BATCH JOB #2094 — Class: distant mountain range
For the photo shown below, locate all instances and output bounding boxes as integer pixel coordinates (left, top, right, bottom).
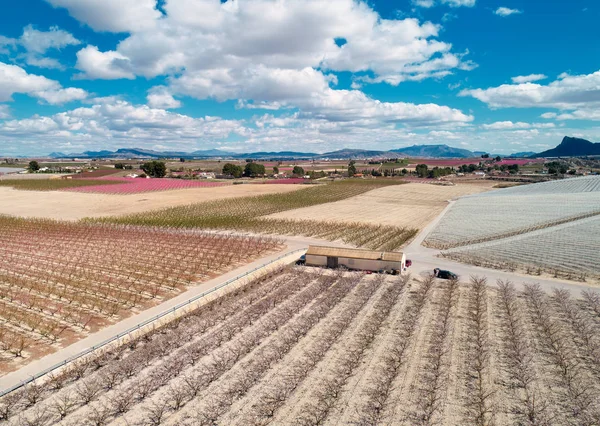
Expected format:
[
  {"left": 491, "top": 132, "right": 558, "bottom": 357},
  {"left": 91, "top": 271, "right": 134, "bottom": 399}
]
[
  {"left": 48, "top": 144, "right": 494, "bottom": 160},
  {"left": 531, "top": 137, "right": 600, "bottom": 158},
  {"left": 389, "top": 144, "right": 478, "bottom": 158},
  {"left": 42, "top": 136, "right": 600, "bottom": 161},
  {"left": 49, "top": 148, "right": 238, "bottom": 159},
  {"left": 507, "top": 151, "right": 538, "bottom": 158}
]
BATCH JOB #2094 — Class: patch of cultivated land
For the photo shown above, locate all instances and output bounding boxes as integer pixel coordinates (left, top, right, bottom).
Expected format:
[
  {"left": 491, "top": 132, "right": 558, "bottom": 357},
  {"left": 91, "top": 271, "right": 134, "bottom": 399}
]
[
  {"left": 424, "top": 176, "right": 600, "bottom": 280},
  {"left": 0, "top": 216, "right": 280, "bottom": 375},
  {"left": 96, "top": 180, "right": 420, "bottom": 251},
  {"left": 0, "top": 179, "right": 122, "bottom": 192},
  {"left": 3, "top": 268, "right": 600, "bottom": 425},
  {"left": 425, "top": 175, "right": 600, "bottom": 249},
  {"left": 266, "top": 181, "right": 496, "bottom": 229},
  {"left": 0, "top": 184, "right": 303, "bottom": 220},
  {"left": 443, "top": 214, "right": 600, "bottom": 280}
]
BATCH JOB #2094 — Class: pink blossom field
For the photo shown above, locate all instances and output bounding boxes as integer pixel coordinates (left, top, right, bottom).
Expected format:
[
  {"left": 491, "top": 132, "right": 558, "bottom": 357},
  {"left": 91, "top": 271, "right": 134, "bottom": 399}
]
[{"left": 65, "top": 176, "right": 227, "bottom": 194}]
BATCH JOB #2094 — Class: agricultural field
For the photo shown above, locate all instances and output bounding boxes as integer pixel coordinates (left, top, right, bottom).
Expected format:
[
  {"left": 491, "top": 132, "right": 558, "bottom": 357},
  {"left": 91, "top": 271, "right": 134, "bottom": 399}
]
[
  {"left": 259, "top": 178, "right": 308, "bottom": 184},
  {"left": 65, "top": 177, "right": 227, "bottom": 195},
  {"left": 0, "top": 216, "right": 280, "bottom": 374},
  {"left": 443, "top": 214, "right": 600, "bottom": 280},
  {"left": 0, "top": 174, "right": 73, "bottom": 181},
  {"left": 2, "top": 269, "right": 600, "bottom": 425},
  {"left": 97, "top": 180, "right": 419, "bottom": 250},
  {"left": 407, "top": 158, "right": 482, "bottom": 167},
  {"left": 0, "top": 179, "right": 121, "bottom": 192},
  {"left": 267, "top": 181, "right": 496, "bottom": 229},
  {"left": 69, "top": 170, "right": 122, "bottom": 179},
  {"left": 425, "top": 176, "right": 600, "bottom": 249},
  {"left": 0, "top": 183, "right": 304, "bottom": 221}
]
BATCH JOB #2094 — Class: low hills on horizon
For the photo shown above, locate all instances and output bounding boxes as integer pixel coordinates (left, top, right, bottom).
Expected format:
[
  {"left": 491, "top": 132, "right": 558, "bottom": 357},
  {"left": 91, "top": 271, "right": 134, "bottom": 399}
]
[
  {"left": 46, "top": 145, "right": 509, "bottom": 160},
  {"left": 45, "top": 136, "right": 599, "bottom": 161}
]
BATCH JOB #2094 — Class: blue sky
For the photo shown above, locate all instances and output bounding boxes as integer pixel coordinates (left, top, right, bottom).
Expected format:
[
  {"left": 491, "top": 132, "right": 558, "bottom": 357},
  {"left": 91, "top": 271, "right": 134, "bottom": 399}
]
[{"left": 0, "top": 0, "right": 598, "bottom": 156}]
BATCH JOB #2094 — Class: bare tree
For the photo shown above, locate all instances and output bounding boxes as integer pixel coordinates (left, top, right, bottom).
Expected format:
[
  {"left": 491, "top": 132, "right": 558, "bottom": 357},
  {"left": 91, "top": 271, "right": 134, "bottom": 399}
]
[
  {"left": 85, "top": 404, "right": 112, "bottom": 426},
  {"left": 76, "top": 380, "right": 102, "bottom": 405},
  {"left": 0, "top": 390, "right": 23, "bottom": 420},
  {"left": 108, "top": 388, "right": 136, "bottom": 415},
  {"left": 51, "top": 391, "right": 77, "bottom": 420},
  {"left": 166, "top": 384, "right": 188, "bottom": 411},
  {"left": 142, "top": 401, "right": 169, "bottom": 426}
]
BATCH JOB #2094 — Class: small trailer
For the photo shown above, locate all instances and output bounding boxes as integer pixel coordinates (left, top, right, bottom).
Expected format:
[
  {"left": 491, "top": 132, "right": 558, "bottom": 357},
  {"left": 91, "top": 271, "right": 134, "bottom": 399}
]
[{"left": 304, "top": 245, "right": 406, "bottom": 273}]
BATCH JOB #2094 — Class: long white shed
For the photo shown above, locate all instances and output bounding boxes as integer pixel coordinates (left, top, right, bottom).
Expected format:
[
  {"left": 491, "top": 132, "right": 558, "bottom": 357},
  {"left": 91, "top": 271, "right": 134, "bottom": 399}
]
[{"left": 305, "top": 245, "right": 406, "bottom": 272}]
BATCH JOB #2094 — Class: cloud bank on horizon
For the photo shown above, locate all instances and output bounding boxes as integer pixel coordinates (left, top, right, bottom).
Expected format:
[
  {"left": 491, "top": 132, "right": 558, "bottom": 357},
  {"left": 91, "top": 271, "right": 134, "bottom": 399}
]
[{"left": 0, "top": 0, "right": 598, "bottom": 155}]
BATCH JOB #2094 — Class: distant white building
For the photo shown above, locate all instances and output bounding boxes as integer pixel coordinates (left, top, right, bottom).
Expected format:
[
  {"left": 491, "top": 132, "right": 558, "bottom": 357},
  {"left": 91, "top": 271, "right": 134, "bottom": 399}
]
[{"left": 198, "top": 172, "right": 215, "bottom": 179}]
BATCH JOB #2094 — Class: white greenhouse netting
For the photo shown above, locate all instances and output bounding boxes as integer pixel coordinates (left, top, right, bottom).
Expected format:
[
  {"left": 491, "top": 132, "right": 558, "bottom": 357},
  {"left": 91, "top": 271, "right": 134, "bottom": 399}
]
[
  {"left": 444, "top": 215, "right": 600, "bottom": 276},
  {"left": 425, "top": 176, "right": 600, "bottom": 248}
]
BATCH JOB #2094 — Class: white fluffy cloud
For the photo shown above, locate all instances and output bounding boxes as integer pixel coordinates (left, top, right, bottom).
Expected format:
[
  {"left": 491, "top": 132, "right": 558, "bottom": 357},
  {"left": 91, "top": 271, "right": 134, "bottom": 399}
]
[
  {"left": 52, "top": 0, "right": 478, "bottom": 135},
  {"left": 0, "top": 105, "right": 10, "bottom": 119},
  {"left": 146, "top": 86, "right": 182, "bottom": 109},
  {"left": 172, "top": 66, "right": 473, "bottom": 125},
  {"left": 20, "top": 25, "right": 80, "bottom": 54},
  {"left": 36, "top": 87, "right": 88, "bottom": 104},
  {"left": 0, "top": 100, "right": 245, "bottom": 143},
  {"left": 494, "top": 7, "right": 522, "bottom": 17},
  {"left": 511, "top": 74, "right": 546, "bottom": 84},
  {"left": 0, "top": 61, "right": 87, "bottom": 104},
  {"left": 542, "top": 110, "right": 600, "bottom": 121},
  {"left": 442, "top": 0, "right": 476, "bottom": 7},
  {"left": 75, "top": 46, "right": 135, "bottom": 79},
  {"left": 3, "top": 98, "right": 600, "bottom": 156},
  {"left": 413, "top": 0, "right": 475, "bottom": 7},
  {"left": 69, "top": 0, "right": 473, "bottom": 87},
  {"left": 412, "top": 0, "right": 435, "bottom": 7},
  {"left": 0, "top": 97, "right": 472, "bottom": 154},
  {"left": 47, "top": 0, "right": 162, "bottom": 33},
  {"left": 0, "top": 25, "right": 81, "bottom": 69},
  {"left": 0, "top": 36, "right": 16, "bottom": 55},
  {"left": 460, "top": 70, "right": 600, "bottom": 110},
  {"left": 482, "top": 121, "right": 555, "bottom": 130}
]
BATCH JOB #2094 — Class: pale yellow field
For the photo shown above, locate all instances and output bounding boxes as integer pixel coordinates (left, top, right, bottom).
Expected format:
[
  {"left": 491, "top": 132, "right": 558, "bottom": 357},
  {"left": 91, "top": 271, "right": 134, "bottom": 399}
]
[
  {"left": 0, "top": 184, "right": 304, "bottom": 221},
  {"left": 266, "top": 182, "right": 496, "bottom": 229}
]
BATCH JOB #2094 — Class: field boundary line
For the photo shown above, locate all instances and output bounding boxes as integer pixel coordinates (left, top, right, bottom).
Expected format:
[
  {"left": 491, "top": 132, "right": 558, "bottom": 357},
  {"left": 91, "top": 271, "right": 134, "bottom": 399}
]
[{"left": 0, "top": 248, "right": 306, "bottom": 397}]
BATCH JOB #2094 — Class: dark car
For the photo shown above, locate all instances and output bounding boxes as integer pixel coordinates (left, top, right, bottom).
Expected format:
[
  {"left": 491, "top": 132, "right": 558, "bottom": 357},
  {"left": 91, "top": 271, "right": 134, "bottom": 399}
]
[
  {"left": 405, "top": 259, "right": 412, "bottom": 267},
  {"left": 433, "top": 268, "right": 458, "bottom": 280}
]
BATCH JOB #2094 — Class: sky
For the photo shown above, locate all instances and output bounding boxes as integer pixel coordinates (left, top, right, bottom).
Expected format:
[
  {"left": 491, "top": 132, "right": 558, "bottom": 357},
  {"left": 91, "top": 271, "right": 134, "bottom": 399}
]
[{"left": 0, "top": 0, "right": 598, "bottom": 156}]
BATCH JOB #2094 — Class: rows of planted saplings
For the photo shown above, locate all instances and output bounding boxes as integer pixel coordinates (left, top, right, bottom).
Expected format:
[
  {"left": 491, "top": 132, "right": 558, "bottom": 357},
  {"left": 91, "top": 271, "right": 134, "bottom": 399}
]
[
  {"left": 4, "top": 269, "right": 599, "bottom": 425},
  {"left": 240, "top": 218, "right": 418, "bottom": 251},
  {"left": 0, "top": 267, "right": 356, "bottom": 424},
  {"left": 0, "top": 216, "right": 280, "bottom": 372},
  {"left": 90, "top": 180, "right": 416, "bottom": 250},
  {"left": 442, "top": 251, "right": 597, "bottom": 283},
  {"left": 93, "top": 179, "right": 407, "bottom": 228},
  {"left": 440, "top": 214, "right": 600, "bottom": 282}
]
